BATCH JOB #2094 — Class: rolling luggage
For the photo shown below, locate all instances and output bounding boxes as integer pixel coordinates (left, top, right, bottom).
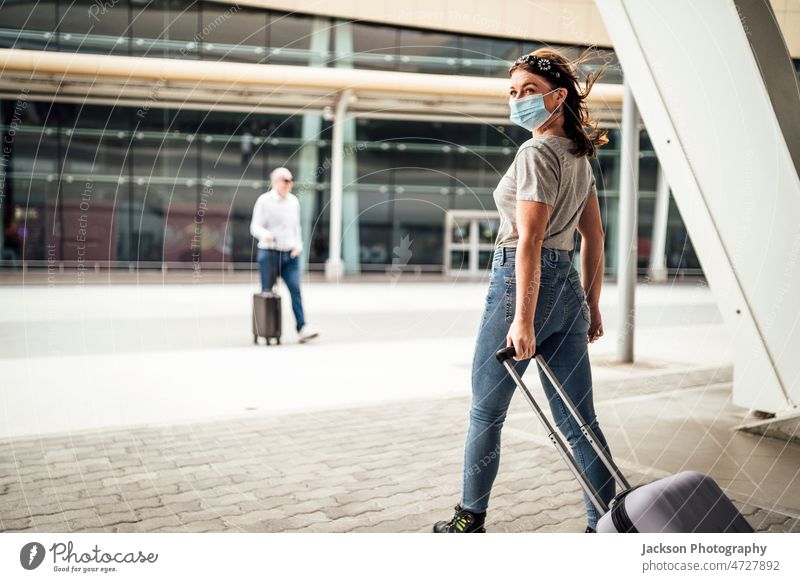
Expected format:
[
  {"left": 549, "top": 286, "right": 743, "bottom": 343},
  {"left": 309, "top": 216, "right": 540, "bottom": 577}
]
[
  {"left": 495, "top": 346, "right": 754, "bottom": 533},
  {"left": 253, "top": 291, "right": 281, "bottom": 345}
]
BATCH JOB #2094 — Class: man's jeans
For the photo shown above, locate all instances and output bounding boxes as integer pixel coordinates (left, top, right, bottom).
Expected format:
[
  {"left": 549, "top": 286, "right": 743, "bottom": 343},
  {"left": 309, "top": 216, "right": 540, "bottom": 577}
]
[
  {"left": 256, "top": 248, "right": 306, "bottom": 333},
  {"left": 460, "top": 245, "right": 616, "bottom": 529}
]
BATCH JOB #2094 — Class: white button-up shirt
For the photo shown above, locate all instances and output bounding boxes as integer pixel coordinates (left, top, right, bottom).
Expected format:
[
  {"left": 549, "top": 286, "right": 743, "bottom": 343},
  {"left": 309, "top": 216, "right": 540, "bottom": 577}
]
[{"left": 249, "top": 189, "right": 304, "bottom": 252}]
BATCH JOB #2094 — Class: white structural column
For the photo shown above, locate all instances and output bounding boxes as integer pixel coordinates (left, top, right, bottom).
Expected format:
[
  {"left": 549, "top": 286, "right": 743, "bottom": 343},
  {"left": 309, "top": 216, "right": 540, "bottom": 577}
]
[
  {"left": 296, "top": 16, "right": 329, "bottom": 273},
  {"left": 596, "top": 0, "right": 800, "bottom": 414},
  {"left": 325, "top": 88, "right": 352, "bottom": 281},
  {"left": 648, "top": 166, "right": 670, "bottom": 283},
  {"left": 334, "top": 22, "right": 361, "bottom": 275},
  {"left": 616, "top": 81, "right": 639, "bottom": 363}
]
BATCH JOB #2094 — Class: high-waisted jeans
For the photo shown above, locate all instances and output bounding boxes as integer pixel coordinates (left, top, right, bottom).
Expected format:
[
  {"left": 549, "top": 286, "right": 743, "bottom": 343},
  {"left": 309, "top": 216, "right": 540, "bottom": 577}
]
[{"left": 460, "top": 245, "right": 616, "bottom": 529}]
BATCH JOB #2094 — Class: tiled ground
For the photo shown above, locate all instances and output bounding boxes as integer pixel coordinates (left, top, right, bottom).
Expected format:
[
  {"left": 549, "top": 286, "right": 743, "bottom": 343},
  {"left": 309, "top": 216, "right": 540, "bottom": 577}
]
[
  {"left": 1, "top": 278, "right": 797, "bottom": 533},
  {"left": 1, "top": 387, "right": 797, "bottom": 533}
]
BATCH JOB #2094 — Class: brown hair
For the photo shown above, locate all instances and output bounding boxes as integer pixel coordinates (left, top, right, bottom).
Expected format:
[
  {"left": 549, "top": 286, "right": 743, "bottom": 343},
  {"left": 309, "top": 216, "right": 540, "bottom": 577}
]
[{"left": 509, "top": 46, "right": 610, "bottom": 158}]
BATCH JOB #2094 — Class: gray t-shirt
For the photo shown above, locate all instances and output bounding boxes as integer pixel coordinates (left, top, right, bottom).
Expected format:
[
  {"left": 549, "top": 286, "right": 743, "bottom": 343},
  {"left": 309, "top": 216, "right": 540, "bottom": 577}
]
[{"left": 493, "top": 135, "right": 597, "bottom": 251}]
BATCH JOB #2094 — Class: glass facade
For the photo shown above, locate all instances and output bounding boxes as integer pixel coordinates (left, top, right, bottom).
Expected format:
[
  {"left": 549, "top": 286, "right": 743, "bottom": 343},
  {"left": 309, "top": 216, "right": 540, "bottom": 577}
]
[
  {"left": 0, "top": 1, "right": 619, "bottom": 80},
  {"left": 0, "top": 0, "right": 705, "bottom": 276}
]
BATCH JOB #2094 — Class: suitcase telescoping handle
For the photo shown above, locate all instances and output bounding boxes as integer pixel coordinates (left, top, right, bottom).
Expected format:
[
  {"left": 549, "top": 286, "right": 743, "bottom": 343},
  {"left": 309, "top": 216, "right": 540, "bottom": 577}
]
[{"left": 495, "top": 346, "right": 632, "bottom": 516}]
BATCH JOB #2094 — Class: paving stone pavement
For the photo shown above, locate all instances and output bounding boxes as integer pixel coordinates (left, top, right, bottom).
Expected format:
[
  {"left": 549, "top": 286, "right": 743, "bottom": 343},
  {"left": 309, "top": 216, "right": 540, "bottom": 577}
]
[{"left": 0, "top": 393, "right": 798, "bottom": 534}]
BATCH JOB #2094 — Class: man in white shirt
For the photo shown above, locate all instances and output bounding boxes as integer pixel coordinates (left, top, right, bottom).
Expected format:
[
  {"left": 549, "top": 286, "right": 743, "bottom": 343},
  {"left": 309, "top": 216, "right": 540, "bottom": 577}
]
[{"left": 250, "top": 167, "right": 318, "bottom": 343}]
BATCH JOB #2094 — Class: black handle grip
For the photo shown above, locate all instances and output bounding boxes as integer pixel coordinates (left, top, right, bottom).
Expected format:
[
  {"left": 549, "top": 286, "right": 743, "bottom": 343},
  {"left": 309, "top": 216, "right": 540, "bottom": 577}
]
[{"left": 495, "top": 345, "right": 539, "bottom": 363}]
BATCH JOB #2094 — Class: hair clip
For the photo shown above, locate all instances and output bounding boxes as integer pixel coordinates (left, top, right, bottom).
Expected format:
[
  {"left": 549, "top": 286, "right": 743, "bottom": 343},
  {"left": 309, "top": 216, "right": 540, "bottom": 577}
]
[{"left": 511, "top": 54, "right": 561, "bottom": 78}]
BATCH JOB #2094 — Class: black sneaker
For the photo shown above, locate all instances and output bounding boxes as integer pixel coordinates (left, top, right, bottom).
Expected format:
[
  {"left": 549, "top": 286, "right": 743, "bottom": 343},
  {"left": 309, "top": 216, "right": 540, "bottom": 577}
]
[
  {"left": 585, "top": 525, "right": 596, "bottom": 533},
  {"left": 432, "top": 504, "right": 486, "bottom": 533}
]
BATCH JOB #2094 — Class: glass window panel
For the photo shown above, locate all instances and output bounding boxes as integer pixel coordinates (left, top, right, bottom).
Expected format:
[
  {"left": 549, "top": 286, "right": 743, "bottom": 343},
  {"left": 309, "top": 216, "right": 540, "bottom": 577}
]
[
  {"left": 593, "top": 154, "right": 617, "bottom": 194},
  {"left": 478, "top": 249, "right": 492, "bottom": 268},
  {"left": 356, "top": 186, "right": 392, "bottom": 265},
  {"left": 62, "top": 135, "right": 129, "bottom": 181},
  {"left": 196, "top": 110, "right": 273, "bottom": 137},
  {"left": 0, "top": 1, "right": 57, "bottom": 30},
  {"left": 131, "top": 183, "right": 166, "bottom": 262},
  {"left": 602, "top": 127, "right": 620, "bottom": 150},
  {"left": 450, "top": 249, "right": 468, "bottom": 270},
  {"left": 452, "top": 192, "right": 496, "bottom": 212},
  {"left": 639, "top": 129, "right": 653, "bottom": 151},
  {"left": 232, "top": 184, "right": 264, "bottom": 263},
  {"left": 666, "top": 225, "right": 701, "bottom": 270},
  {"left": 200, "top": 138, "right": 263, "bottom": 183},
  {"left": 196, "top": 112, "right": 267, "bottom": 185},
  {"left": 355, "top": 150, "right": 392, "bottom": 185},
  {"left": 484, "top": 125, "right": 516, "bottom": 148},
  {"left": 132, "top": 106, "right": 199, "bottom": 178},
  {"left": 590, "top": 49, "right": 623, "bottom": 84},
  {"left": 131, "top": 0, "right": 200, "bottom": 59},
  {"left": 430, "top": 121, "right": 486, "bottom": 149},
  {"left": 391, "top": 221, "right": 444, "bottom": 265},
  {"left": 132, "top": 106, "right": 171, "bottom": 132},
  {"left": 357, "top": 188, "right": 391, "bottom": 224},
  {"left": 0, "top": 1, "right": 58, "bottom": 50},
  {"left": 503, "top": 124, "right": 535, "bottom": 147},
  {"left": 200, "top": 4, "right": 267, "bottom": 64},
  {"left": 59, "top": 0, "right": 130, "bottom": 55},
  {"left": 392, "top": 152, "right": 451, "bottom": 188},
  {"left": 492, "top": 39, "right": 521, "bottom": 63},
  {"left": 57, "top": 103, "right": 130, "bottom": 131},
  {"left": 307, "top": 221, "right": 328, "bottom": 265},
  {"left": 397, "top": 28, "right": 458, "bottom": 74},
  {"left": 60, "top": 179, "right": 124, "bottom": 261},
  {"left": 638, "top": 155, "right": 659, "bottom": 193},
  {"left": 478, "top": 219, "right": 499, "bottom": 244},
  {"left": 266, "top": 11, "right": 312, "bottom": 65},
  {"left": 193, "top": 183, "right": 234, "bottom": 263},
  {"left": 459, "top": 36, "right": 493, "bottom": 76},
  {"left": 452, "top": 155, "right": 482, "bottom": 192},
  {"left": 450, "top": 220, "right": 469, "bottom": 244},
  {"left": 159, "top": 183, "right": 197, "bottom": 262},
  {"left": 359, "top": 226, "right": 391, "bottom": 265},
  {"left": 12, "top": 129, "right": 60, "bottom": 176},
  {"left": 133, "top": 134, "right": 197, "bottom": 179},
  {"left": 478, "top": 153, "right": 513, "bottom": 190},
  {"left": 637, "top": 197, "right": 654, "bottom": 269},
  {"left": 4, "top": 178, "right": 56, "bottom": 262},
  {"left": 350, "top": 21, "right": 397, "bottom": 72},
  {"left": 392, "top": 192, "right": 448, "bottom": 226},
  {"left": 398, "top": 28, "right": 457, "bottom": 59}
]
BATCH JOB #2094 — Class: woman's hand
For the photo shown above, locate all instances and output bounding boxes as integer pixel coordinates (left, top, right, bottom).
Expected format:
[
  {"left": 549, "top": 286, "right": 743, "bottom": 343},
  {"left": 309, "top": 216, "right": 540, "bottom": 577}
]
[
  {"left": 587, "top": 301, "right": 604, "bottom": 343},
  {"left": 507, "top": 317, "right": 536, "bottom": 361}
]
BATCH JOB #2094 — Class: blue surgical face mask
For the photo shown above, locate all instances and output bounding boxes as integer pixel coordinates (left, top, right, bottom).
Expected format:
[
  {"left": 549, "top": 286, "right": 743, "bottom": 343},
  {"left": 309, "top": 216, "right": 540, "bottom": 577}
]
[{"left": 509, "top": 88, "right": 561, "bottom": 131}]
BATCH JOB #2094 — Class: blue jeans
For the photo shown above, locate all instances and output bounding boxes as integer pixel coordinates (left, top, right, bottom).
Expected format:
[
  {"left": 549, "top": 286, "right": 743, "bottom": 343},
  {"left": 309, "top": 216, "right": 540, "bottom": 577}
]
[
  {"left": 460, "top": 245, "right": 616, "bottom": 529},
  {"left": 256, "top": 248, "right": 306, "bottom": 332}
]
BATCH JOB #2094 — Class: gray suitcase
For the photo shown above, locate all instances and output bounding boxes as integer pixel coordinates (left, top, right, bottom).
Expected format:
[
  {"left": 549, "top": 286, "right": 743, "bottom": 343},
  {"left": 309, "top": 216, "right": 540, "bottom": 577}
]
[
  {"left": 495, "top": 346, "right": 754, "bottom": 533},
  {"left": 253, "top": 291, "right": 281, "bottom": 345}
]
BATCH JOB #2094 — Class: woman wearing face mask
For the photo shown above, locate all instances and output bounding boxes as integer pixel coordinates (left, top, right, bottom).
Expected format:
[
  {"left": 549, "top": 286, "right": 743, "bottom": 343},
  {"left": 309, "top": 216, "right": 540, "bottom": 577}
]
[{"left": 433, "top": 47, "right": 614, "bottom": 533}]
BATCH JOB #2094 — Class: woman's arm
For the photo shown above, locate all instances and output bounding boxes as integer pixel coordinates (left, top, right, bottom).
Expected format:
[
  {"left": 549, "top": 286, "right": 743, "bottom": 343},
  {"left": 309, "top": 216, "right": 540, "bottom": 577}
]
[
  {"left": 576, "top": 194, "right": 604, "bottom": 305},
  {"left": 509, "top": 200, "right": 552, "bottom": 360},
  {"left": 576, "top": 193, "right": 605, "bottom": 342}
]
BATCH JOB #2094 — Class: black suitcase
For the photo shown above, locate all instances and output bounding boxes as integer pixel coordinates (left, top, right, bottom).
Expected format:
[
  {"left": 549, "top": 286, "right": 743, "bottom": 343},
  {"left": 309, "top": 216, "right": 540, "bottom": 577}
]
[
  {"left": 495, "top": 346, "right": 754, "bottom": 533},
  {"left": 253, "top": 292, "right": 281, "bottom": 345}
]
